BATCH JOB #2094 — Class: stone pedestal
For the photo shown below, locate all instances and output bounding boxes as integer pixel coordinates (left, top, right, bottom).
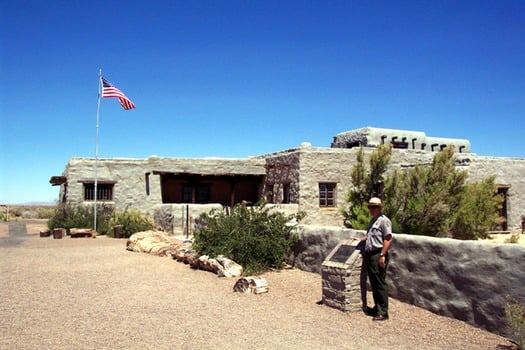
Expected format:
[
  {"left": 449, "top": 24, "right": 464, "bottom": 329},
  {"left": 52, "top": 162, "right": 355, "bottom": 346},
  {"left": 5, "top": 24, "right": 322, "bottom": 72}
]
[{"left": 321, "top": 240, "right": 363, "bottom": 312}]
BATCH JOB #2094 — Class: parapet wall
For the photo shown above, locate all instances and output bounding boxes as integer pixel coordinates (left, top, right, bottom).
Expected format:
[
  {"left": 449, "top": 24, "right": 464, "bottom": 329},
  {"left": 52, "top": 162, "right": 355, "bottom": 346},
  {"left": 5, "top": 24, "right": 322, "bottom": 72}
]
[
  {"left": 288, "top": 225, "right": 525, "bottom": 336},
  {"left": 331, "top": 127, "right": 471, "bottom": 153}
]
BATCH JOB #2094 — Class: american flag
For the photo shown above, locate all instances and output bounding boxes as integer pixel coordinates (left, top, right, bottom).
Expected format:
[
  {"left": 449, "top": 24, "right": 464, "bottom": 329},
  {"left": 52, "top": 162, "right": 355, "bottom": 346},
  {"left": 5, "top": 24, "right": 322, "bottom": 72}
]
[{"left": 101, "top": 77, "right": 136, "bottom": 110}]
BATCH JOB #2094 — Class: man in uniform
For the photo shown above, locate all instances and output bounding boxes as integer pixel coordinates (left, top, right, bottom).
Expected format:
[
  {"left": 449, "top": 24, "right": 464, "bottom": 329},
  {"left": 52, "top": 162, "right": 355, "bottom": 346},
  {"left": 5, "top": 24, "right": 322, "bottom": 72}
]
[{"left": 363, "top": 197, "right": 393, "bottom": 321}]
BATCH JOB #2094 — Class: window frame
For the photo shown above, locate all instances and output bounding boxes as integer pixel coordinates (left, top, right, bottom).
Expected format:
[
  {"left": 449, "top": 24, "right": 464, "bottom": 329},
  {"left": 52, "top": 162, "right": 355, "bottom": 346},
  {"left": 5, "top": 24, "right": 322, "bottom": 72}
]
[
  {"left": 82, "top": 182, "right": 115, "bottom": 201},
  {"left": 182, "top": 183, "right": 211, "bottom": 204},
  {"left": 319, "top": 182, "right": 336, "bottom": 207}
]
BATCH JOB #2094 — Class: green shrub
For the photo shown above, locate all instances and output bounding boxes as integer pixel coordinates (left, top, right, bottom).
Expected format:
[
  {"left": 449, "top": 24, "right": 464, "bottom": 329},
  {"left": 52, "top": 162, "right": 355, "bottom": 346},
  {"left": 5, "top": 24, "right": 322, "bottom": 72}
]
[
  {"left": 450, "top": 176, "right": 503, "bottom": 240},
  {"left": 193, "top": 201, "right": 305, "bottom": 275},
  {"left": 109, "top": 210, "right": 155, "bottom": 238},
  {"left": 8, "top": 207, "right": 22, "bottom": 218},
  {"left": 505, "top": 296, "right": 525, "bottom": 350},
  {"left": 47, "top": 203, "right": 114, "bottom": 234}
]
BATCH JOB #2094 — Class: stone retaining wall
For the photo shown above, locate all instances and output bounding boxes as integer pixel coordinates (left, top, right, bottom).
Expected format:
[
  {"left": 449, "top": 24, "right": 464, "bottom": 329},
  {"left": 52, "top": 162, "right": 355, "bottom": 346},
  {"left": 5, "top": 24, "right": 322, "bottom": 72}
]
[{"left": 287, "top": 225, "right": 525, "bottom": 335}]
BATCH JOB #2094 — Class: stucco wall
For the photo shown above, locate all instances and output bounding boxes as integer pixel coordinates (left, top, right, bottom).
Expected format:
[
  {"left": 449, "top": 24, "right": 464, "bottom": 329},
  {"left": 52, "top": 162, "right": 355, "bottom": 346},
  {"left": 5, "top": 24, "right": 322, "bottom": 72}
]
[
  {"left": 295, "top": 147, "right": 357, "bottom": 226},
  {"left": 60, "top": 156, "right": 266, "bottom": 216},
  {"left": 63, "top": 157, "right": 159, "bottom": 214},
  {"left": 288, "top": 225, "right": 525, "bottom": 336},
  {"left": 270, "top": 146, "right": 525, "bottom": 230},
  {"left": 57, "top": 144, "right": 525, "bottom": 231}
]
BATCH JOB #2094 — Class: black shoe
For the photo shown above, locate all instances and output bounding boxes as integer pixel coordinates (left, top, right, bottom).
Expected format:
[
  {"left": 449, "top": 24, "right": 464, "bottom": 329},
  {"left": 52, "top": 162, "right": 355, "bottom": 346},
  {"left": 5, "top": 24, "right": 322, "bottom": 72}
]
[
  {"left": 363, "top": 306, "right": 377, "bottom": 316},
  {"left": 372, "top": 314, "right": 389, "bottom": 321}
]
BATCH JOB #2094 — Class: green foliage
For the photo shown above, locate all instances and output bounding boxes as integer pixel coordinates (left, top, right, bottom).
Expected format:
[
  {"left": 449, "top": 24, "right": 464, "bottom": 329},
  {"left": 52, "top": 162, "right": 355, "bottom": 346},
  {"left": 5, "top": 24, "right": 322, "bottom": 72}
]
[
  {"left": 341, "top": 144, "right": 392, "bottom": 228},
  {"left": 346, "top": 204, "right": 371, "bottom": 230},
  {"left": 193, "top": 201, "right": 305, "bottom": 275},
  {"left": 385, "top": 148, "right": 469, "bottom": 236},
  {"left": 47, "top": 203, "right": 114, "bottom": 234},
  {"left": 344, "top": 146, "right": 503, "bottom": 239},
  {"left": 109, "top": 210, "right": 155, "bottom": 238},
  {"left": 505, "top": 296, "right": 525, "bottom": 350},
  {"left": 450, "top": 176, "right": 503, "bottom": 239}
]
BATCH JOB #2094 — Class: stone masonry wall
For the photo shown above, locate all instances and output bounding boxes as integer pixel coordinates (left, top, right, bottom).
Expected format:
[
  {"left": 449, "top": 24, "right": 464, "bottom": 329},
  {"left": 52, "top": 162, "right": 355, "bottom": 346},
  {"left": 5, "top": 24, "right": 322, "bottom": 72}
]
[{"left": 288, "top": 225, "right": 525, "bottom": 336}]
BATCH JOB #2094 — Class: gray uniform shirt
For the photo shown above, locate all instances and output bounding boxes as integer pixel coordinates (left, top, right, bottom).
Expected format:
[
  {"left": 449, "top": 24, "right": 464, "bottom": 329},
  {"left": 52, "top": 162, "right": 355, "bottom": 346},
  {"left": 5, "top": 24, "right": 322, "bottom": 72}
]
[{"left": 364, "top": 214, "right": 393, "bottom": 252}]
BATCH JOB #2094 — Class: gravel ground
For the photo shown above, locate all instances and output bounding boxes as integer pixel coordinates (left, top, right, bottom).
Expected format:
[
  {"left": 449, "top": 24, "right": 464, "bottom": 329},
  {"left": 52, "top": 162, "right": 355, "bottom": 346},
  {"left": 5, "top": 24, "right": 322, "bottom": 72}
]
[{"left": 0, "top": 222, "right": 516, "bottom": 350}]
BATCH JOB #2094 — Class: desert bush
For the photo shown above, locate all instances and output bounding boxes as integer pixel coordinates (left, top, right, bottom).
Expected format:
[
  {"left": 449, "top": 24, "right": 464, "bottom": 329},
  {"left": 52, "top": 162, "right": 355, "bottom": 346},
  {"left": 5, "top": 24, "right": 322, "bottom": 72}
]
[
  {"left": 193, "top": 201, "right": 305, "bottom": 275},
  {"left": 8, "top": 207, "right": 22, "bottom": 218},
  {"left": 109, "top": 210, "right": 155, "bottom": 238},
  {"left": 36, "top": 207, "right": 56, "bottom": 219},
  {"left": 505, "top": 296, "right": 525, "bottom": 350},
  {"left": 47, "top": 203, "right": 114, "bottom": 234},
  {"left": 505, "top": 233, "right": 522, "bottom": 244},
  {"left": 0, "top": 206, "right": 55, "bottom": 220}
]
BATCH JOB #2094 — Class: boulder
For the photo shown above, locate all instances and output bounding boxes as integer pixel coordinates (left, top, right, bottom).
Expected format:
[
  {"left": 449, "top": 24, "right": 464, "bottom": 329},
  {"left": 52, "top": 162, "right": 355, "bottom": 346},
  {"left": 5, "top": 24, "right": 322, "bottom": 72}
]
[{"left": 126, "top": 231, "right": 181, "bottom": 256}]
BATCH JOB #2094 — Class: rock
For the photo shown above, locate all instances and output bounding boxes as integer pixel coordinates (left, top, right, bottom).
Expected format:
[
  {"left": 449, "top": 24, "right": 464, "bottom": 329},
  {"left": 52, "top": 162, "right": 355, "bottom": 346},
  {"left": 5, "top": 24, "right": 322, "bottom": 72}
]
[
  {"left": 70, "top": 228, "right": 95, "bottom": 238},
  {"left": 126, "top": 231, "right": 181, "bottom": 256},
  {"left": 233, "top": 277, "right": 269, "bottom": 294},
  {"left": 126, "top": 231, "right": 243, "bottom": 277}
]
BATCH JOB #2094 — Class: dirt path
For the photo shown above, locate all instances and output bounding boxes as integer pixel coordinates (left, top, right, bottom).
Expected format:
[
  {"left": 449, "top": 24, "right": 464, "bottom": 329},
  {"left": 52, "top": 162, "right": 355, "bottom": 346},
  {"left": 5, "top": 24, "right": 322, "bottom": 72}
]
[{"left": 0, "top": 233, "right": 515, "bottom": 350}]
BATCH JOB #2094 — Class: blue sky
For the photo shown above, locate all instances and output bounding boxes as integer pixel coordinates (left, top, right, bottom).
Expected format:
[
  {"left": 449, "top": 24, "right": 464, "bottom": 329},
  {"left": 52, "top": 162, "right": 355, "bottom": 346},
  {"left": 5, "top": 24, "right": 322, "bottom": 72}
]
[{"left": 1, "top": 0, "right": 524, "bottom": 204}]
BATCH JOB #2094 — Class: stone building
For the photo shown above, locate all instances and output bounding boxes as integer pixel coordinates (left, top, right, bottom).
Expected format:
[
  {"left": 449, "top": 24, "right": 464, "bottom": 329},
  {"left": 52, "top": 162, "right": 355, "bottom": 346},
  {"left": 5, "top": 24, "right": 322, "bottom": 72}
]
[{"left": 50, "top": 127, "right": 525, "bottom": 233}]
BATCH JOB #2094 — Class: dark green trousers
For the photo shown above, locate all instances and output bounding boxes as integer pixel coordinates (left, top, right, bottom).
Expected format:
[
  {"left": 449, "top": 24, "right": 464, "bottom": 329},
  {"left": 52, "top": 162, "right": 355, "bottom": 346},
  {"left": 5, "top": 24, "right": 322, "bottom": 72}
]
[{"left": 365, "top": 252, "right": 389, "bottom": 316}]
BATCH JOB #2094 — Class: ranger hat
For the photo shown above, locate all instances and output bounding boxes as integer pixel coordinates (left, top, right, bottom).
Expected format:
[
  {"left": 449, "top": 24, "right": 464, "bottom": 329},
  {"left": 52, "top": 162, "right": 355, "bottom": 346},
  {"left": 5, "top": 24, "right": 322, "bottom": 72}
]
[{"left": 367, "top": 197, "right": 382, "bottom": 207}]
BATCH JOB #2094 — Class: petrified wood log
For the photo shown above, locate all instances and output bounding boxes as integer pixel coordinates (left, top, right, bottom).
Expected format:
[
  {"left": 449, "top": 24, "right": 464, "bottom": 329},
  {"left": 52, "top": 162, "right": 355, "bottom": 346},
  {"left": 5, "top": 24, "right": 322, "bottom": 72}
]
[
  {"left": 233, "top": 277, "right": 269, "bottom": 294},
  {"left": 126, "top": 231, "right": 243, "bottom": 277},
  {"left": 70, "top": 228, "right": 95, "bottom": 238}
]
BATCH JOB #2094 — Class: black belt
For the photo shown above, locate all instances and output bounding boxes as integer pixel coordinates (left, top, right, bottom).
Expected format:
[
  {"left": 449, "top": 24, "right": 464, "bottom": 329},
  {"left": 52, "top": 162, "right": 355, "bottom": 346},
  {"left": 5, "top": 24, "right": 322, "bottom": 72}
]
[{"left": 364, "top": 248, "right": 382, "bottom": 256}]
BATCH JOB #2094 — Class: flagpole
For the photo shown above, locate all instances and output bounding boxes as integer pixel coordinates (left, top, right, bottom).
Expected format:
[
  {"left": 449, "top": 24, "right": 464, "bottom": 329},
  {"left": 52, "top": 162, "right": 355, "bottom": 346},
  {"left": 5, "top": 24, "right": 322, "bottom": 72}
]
[{"left": 94, "top": 69, "right": 102, "bottom": 232}]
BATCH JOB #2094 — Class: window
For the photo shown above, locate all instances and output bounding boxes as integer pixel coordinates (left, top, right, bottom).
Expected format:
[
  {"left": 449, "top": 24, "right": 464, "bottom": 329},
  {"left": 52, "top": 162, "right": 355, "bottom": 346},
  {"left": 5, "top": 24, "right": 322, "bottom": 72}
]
[
  {"left": 145, "top": 172, "right": 150, "bottom": 196},
  {"left": 83, "top": 183, "right": 114, "bottom": 201},
  {"left": 319, "top": 183, "right": 336, "bottom": 207},
  {"left": 345, "top": 141, "right": 361, "bottom": 149},
  {"left": 391, "top": 141, "right": 409, "bottom": 149},
  {"left": 195, "top": 184, "right": 210, "bottom": 203},
  {"left": 182, "top": 184, "right": 210, "bottom": 203},
  {"left": 283, "top": 183, "right": 291, "bottom": 204},
  {"left": 182, "top": 185, "right": 193, "bottom": 203},
  {"left": 495, "top": 186, "right": 509, "bottom": 231}
]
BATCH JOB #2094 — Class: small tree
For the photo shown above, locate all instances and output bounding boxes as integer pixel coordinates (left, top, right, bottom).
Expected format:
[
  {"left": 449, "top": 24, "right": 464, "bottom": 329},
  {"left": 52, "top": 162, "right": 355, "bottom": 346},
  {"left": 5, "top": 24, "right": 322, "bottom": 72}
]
[
  {"left": 344, "top": 145, "right": 503, "bottom": 239},
  {"left": 193, "top": 201, "right": 305, "bottom": 275},
  {"left": 384, "top": 147, "right": 468, "bottom": 236},
  {"left": 341, "top": 144, "right": 392, "bottom": 229},
  {"left": 450, "top": 176, "right": 503, "bottom": 240}
]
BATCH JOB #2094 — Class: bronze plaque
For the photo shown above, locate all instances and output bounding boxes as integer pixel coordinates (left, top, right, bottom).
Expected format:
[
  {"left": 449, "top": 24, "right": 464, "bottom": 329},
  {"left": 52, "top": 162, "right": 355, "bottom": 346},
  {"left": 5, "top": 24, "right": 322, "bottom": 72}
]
[{"left": 329, "top": 244, "right": 354, "bottom": 263}]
